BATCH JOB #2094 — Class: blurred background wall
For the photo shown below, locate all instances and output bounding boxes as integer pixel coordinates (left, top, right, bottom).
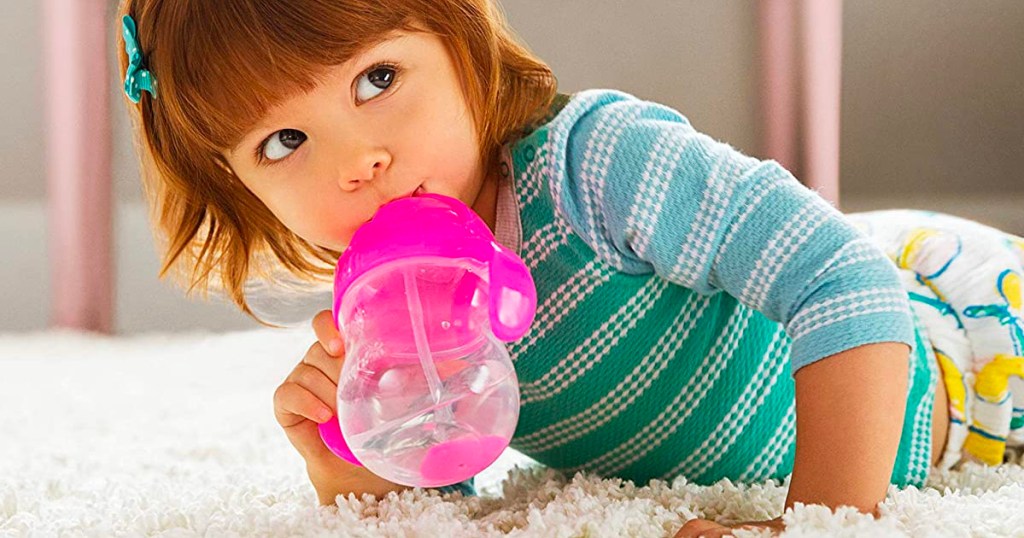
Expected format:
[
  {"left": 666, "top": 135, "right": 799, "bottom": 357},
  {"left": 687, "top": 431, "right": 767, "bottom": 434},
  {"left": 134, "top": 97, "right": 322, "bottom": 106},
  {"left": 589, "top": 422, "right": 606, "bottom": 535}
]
[{"left": 2, "top": 0, "right": 1022, "bottom": 333}]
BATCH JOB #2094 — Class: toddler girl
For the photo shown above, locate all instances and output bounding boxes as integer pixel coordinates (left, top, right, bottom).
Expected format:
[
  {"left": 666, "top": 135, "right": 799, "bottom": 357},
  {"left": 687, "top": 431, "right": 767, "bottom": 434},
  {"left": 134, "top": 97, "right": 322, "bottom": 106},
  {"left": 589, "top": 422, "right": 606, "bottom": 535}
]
[{"left": 116, "top": 0, "right": 1023, "bottom": 535}]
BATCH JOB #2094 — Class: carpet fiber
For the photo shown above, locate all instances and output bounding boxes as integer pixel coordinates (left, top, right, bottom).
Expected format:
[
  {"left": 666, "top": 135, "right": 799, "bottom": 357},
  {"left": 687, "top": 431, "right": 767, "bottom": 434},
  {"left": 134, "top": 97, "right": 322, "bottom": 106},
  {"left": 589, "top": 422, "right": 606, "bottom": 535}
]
[{"left": 2, "top": 328, "right": 1023, "bottom": 537}]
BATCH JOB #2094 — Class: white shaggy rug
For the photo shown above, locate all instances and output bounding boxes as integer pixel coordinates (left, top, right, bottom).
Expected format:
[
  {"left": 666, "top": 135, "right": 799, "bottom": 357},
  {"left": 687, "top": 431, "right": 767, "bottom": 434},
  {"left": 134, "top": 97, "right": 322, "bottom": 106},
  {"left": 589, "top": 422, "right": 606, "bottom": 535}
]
[{"left": 2, "top": 327, "right": 1024, "bottom": 537}]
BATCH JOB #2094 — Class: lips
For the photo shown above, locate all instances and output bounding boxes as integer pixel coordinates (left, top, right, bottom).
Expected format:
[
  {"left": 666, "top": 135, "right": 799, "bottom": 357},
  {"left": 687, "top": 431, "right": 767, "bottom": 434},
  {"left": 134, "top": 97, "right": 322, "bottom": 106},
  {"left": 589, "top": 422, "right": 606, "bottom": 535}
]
[
  {"left": 365, "top": 185, "right": 426, "bottom": 223},
  {"left": 382, "top": 186, "right": 425, "bottom": 206},
  {"left": 392, "top": 185, "right": 425, "bottom": 201}
]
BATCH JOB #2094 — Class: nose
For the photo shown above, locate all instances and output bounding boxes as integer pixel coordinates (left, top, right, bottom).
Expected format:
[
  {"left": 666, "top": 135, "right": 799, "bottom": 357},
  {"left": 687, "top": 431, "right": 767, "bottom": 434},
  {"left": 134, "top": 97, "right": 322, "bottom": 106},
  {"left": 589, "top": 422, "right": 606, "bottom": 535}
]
[{"left": 336, "top": 144, "right": 391, "bottom": 192}]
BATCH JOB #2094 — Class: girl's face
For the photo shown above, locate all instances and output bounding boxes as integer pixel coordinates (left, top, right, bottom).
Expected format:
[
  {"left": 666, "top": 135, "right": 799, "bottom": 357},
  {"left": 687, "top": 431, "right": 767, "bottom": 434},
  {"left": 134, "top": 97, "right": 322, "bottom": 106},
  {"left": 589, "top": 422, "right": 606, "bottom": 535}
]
[{"left": 224, "top": 30, "right": 492, "bottom": 251}]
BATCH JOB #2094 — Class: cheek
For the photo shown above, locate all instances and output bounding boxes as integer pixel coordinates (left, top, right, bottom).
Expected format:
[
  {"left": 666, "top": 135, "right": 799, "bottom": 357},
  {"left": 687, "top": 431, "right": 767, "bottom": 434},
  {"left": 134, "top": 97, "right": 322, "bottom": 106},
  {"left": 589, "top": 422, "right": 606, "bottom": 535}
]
[
  {"left": 232, "top": 166, "right": 352, "bottom": 249},
  {"left": 396, "top": 92, "right": 478, "bottom": 167},
  {"left": 414, "top": 117, "right": 480, "bottom": 182},
  {"left": 254, "top": 187, "right": 332, "bottom": 245},
  {"left": 281, "top": 201, "right": 356, "bottom": 249}
]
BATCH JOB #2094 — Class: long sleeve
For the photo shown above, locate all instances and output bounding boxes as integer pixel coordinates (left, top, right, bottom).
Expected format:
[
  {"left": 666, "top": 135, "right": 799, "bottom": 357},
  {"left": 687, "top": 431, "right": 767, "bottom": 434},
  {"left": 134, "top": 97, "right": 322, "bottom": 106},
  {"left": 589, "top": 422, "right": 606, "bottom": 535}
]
[{"left": 549, "top": 90, "right": 916, "bottom": 373}]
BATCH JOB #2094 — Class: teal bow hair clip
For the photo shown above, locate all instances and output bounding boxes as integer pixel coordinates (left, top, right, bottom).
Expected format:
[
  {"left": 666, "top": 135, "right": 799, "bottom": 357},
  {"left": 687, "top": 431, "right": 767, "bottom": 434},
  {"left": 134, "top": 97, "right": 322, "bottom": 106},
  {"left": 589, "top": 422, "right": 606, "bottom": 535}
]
[{"left": 122, "top": 15, "right": 157, "bottom": 103}]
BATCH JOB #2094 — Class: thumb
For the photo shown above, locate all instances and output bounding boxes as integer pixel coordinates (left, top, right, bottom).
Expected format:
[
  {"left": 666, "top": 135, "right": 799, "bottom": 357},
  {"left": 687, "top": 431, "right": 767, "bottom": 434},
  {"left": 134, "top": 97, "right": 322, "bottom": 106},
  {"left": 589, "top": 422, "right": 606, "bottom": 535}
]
[{"left": 312, "top": 309, "right": 345, "bottom": 356}]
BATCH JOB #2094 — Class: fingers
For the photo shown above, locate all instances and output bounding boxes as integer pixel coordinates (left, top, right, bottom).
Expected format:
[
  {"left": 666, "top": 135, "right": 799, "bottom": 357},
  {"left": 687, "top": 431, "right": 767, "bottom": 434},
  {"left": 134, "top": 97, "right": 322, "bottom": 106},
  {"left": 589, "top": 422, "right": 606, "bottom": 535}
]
[
  {"left": 675, "top": 519, "right": 724, "bottom": 538},
  {"left": 271, "top": 382, "right": 337, "bottom": 463},
  {"left": 271, "top": 311, "right": 355, "bottom": 466},
  {"left": 272, "top": 312, "right": 350, "bottom": 461},
  {"left": 674, "top": 517, "right": 785, "bottom": 538},
  {"left": 275, "top": 336, "right": 346, "bottom": 429},
  {"left": 308, "top": 310, "right": 346, "bottom": 385},
  {"left": 312, "top": 309, "right": 345, "bottom": 357},
  {"left": 302, "top": 339, "right": 344, "bottom": 386},
  {"left": 273, "top": 376, "right": 335, "bottom": 428}
]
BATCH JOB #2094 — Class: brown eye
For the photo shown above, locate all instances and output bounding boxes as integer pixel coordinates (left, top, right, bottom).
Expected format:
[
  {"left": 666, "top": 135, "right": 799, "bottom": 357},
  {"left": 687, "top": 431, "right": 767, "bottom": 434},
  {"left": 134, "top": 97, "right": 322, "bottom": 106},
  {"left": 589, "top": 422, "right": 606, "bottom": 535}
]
[
  {"left": 261, "top": 129, "right": 306, "bottom": 162},
  {"left": 355, "top": 64, "right": 397, "bottom": 103}
]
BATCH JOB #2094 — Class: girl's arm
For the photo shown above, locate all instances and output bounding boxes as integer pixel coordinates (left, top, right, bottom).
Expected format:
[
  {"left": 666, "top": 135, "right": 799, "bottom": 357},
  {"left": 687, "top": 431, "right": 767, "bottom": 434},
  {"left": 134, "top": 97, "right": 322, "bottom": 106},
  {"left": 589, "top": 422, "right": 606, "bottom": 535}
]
[
  {"left": 549, "top": 90, "right": 919, "bottom": 520},
  {"left": 788, "top": 341, "right": 909, "bottom": 514},
  {"left": 675, "top": 342, "right": 909, "bottom": 537}
]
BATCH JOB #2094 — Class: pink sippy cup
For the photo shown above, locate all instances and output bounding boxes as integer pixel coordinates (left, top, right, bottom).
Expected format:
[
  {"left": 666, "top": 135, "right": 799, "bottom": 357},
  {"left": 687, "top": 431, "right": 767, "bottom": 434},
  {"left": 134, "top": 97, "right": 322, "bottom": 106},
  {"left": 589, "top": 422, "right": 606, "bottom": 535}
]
[{"left": 317, "top": 193, "right": 536, "bottom": 488}]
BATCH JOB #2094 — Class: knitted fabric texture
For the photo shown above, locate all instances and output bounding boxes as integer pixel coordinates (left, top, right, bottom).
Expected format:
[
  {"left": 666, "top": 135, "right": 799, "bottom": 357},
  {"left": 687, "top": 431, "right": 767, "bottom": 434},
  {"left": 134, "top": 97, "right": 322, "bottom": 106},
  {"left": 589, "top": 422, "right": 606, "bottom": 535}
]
[{"left": 493, "top": 89, "right": 934, "bottom": 487}]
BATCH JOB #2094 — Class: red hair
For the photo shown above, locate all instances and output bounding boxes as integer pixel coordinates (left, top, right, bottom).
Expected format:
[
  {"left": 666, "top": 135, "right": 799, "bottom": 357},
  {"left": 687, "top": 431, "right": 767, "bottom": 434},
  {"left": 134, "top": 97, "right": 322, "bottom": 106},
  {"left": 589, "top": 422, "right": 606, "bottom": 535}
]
[{"left": 116, "top": 0, "right": 557, "bottom": 324}]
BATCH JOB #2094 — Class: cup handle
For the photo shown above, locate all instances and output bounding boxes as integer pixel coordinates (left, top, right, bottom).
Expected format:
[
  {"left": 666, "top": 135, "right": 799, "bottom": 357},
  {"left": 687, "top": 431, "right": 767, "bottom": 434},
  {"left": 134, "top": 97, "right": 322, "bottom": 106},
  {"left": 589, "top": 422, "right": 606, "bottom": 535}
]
[
  {"left": 488, "top": 246, "right": 537, "bottom": 342},
  {"left": 318, "top": 416, "right": 363, "bottom": 466}
]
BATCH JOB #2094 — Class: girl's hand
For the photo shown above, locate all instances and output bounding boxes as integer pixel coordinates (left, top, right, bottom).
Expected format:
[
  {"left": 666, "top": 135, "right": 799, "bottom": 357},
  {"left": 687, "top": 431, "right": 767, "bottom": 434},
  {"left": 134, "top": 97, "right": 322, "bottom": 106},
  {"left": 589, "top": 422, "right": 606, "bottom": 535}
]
[
  {"left": 273, "top": 309, "right": 407, "bottom": 504},
  {"left": 273, "top": 309, "right": 347, "bottom": 463},
  {"left": 674, "top": 516, "right": 785, "bottom": 537}
]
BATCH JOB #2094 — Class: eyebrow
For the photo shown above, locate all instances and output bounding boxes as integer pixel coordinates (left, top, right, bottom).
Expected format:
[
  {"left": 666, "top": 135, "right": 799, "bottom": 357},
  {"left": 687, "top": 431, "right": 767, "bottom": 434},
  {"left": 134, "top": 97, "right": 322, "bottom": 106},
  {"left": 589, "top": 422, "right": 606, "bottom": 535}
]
[{"left": 234, "top": 33, "right": 416, "bottom": 156}]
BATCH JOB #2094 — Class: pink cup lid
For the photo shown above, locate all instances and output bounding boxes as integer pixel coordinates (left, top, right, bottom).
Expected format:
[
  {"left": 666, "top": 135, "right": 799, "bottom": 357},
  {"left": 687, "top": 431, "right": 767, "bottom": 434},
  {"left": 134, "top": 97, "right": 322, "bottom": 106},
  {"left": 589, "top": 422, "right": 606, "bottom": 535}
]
[{"left": 333, "top": 193, "right": 536, "bottom": 342}]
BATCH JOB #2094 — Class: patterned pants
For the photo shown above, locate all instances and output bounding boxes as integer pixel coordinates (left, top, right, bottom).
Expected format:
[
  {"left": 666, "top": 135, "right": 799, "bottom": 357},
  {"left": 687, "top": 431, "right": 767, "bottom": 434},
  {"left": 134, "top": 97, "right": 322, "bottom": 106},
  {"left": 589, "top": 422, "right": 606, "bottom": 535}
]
[{"left": 848, "top": 210, "right": 1024, "bottom": 469}]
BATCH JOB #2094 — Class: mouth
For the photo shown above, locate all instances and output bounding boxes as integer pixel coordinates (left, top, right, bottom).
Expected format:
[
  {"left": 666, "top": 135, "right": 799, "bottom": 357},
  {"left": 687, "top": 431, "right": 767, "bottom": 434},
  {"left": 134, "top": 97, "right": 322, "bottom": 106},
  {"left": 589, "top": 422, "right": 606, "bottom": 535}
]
[
  {"left": 364, "top": 185, "right": 426, "bottom": 223},
  {"left": 399, "top": 184, "right": 426, "bottom": 201},
  {"left": 394, "top": 184, "right": 425, "bottom": 200}
]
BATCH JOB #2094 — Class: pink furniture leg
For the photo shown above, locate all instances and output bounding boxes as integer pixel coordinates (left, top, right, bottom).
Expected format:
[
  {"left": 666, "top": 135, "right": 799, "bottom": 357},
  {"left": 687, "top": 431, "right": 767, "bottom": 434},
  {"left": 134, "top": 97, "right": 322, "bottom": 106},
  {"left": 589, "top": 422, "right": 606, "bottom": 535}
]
[
  {"left": 800, "top": 0, "right": 843, "bottom": 207},
  {"left": 43, "top": 0, "right": 114, "bottom": 333},
  {"left": 758, "top": 0, "right": 842, "bottom": 208},
  {"left": 758, "top": 0, "right": 799, "bottom": 174}
]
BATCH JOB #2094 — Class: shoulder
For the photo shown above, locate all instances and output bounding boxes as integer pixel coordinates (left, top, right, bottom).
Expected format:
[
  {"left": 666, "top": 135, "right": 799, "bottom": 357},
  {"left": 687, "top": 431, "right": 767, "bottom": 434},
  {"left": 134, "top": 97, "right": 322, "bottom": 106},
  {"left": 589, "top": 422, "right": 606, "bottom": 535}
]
[
  {"left": 513, "top": 89, "right": 701, "bottom": 272},
  {"left": 522, "top": 88, "right": 700, "bottom": 192},
  {"left": 544, "top": 89, "right": 694, "bottom": 147}
]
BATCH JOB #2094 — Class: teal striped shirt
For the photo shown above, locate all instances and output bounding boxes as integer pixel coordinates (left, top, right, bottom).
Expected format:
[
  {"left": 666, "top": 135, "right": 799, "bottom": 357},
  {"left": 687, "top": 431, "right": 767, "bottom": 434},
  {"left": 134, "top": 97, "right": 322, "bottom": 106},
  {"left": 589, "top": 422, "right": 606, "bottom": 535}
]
[{"left": 489, "top": 89, "right": 935, "bottom": 488}]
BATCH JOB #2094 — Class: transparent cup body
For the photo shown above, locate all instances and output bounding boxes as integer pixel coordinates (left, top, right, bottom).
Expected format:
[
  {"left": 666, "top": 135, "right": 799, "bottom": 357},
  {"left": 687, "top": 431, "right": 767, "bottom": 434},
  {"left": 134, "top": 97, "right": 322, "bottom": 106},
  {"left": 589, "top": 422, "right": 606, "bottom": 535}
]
[{"left": 335, "top": 258, "right": 521, "bottom": 487}]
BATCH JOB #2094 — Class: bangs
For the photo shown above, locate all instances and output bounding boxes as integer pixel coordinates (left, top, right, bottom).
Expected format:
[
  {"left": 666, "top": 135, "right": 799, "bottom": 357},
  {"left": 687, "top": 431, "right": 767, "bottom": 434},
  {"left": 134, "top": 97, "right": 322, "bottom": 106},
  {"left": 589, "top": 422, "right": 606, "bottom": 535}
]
[{"left": 150, "top": 0, "right": 418, "bottom": 151}]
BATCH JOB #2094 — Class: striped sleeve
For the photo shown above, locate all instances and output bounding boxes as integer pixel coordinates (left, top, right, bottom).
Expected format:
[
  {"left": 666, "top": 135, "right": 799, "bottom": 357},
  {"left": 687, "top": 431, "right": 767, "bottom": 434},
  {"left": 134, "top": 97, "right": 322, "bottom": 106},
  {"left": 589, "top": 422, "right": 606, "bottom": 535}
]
[{"left": 554, "top": 90, "right": 916, "bottom": 373}]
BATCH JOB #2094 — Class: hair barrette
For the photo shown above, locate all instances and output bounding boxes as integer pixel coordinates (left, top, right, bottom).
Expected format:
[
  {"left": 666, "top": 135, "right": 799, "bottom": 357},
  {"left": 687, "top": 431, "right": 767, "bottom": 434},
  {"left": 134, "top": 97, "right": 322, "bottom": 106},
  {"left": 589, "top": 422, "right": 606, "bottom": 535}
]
[{"left": 121, "top": 15, "right": 157, "bottom": 103}]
